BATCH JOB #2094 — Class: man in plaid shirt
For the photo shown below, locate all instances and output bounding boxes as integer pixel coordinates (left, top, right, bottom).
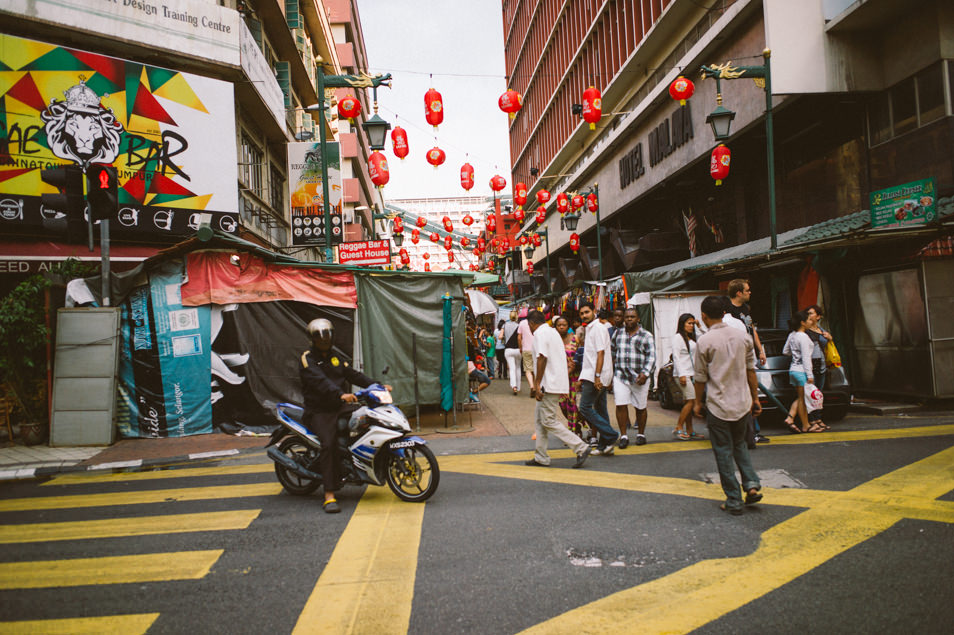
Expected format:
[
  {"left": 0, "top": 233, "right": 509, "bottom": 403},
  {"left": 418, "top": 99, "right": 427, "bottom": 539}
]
[{"left": 612, "top": 307, "right": 655, "bottom": 447}]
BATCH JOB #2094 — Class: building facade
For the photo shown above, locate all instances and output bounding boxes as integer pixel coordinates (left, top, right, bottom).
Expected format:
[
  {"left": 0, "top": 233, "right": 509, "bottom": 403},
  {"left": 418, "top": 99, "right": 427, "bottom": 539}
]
[
  {"left": 0, "top": 0, "right": 384, "bottom": 296},
  {"left": 502, "top": 0, "right": 954, "bottom": 398}
]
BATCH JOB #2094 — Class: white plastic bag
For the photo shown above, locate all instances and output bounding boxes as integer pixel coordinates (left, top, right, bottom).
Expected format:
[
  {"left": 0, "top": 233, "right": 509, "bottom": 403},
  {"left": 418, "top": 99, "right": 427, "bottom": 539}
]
[{"left": 804, "top": 384, "right": 824, "bottom": 413}]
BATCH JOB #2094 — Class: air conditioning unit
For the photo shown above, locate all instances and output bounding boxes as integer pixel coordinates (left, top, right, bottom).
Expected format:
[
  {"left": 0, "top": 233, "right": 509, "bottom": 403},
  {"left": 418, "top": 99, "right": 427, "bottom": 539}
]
[{"left": 341, "top": 208, "right": 354, "bottom": 224}]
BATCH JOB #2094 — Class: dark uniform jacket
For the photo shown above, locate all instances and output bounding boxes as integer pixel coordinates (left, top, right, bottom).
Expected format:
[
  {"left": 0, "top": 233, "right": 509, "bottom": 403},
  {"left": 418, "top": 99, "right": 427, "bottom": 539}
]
[{"left": 299, "top": 347, "right": 374, "bottom": 413}]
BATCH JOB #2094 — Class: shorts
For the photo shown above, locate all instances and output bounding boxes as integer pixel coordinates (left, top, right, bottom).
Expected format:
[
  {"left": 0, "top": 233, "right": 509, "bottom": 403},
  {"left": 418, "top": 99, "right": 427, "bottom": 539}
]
[
  {"left": 522, "top": 350, "right": 535, "bottom": 373},
  {"left": 613, "top": 376, "right": 650, "bottom": 409},
  {"left": 678, "top": 376, "right": 695, "bottom": 401},
  {"left": 470, "top": 369, "right": 490, "bottom": 385},
  {"left": 789, "top": 370, "right": 809, "bottom": 387}
]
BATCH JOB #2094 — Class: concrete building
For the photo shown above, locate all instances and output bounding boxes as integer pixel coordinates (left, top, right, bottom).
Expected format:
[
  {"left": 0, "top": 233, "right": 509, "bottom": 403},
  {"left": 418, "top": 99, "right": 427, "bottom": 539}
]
[
  {"left": 0, "top": 0, "right": 385, "bottom": 297},
  {"left": 502, "top": 0, "right": 954, "bottom": 398}
]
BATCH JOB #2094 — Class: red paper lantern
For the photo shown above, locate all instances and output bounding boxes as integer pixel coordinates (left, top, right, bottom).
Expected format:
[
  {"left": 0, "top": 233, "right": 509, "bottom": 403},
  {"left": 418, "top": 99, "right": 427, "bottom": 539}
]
[
  {"left": 571, "top": 194, "right": 584, "bottom": 211},
  {"left": 569, "top": 233, "right": 581, "bottom": 252},
  {"left": 498, "top": 89, "right": 523, "bottom": 119},
  {"left": 513, "top": 207, "right": 525, "bottom": 223},
  {"left": 460, "top": 237, "right": 470, "bottom": 248},
  {"left": 556, "top": 192, "right": 569, "bottom": 214},
  {"left": 392, "top": 216, "right": 403, "bottom": 234},
  {"left": 429, "top": 232, "right": 440, "bottom": 243},
  {"left": 424, "top": 88, "right": 443, "bottom": 129},
  {"left": 501, "top": 237, "right": 510, "bottom": 251},
  {"left": 536, "top": 189, "right": 551, "bottom": 205},
  {"left": 462, "top": 213, "right": 474, "bottom": 226},
  {"left": 710, "top": 144, "right": 731, "bottom": 186},
  {"left": 442, "top": 216, "right": 453, "bottom": 232},
  {"left": 473, "top": 247, "right": 481, "bottom": 258},
  {"left": 416, "top": 216, "right": 427, "bottom": 228},
  {"left": 368, "top": 151, "right": 390, "bottom": 188},
  {"left": 399, "top": 249, "right": 410, "bottom": 266},
  {"left": 586, "top": 193, "right": 598, "bottom": 213},
  {"left": 411, "top": 228, "right": 420, "bottom": 244},
  {"left": 444, "top": 235, "right": 453, "bottom": 250},
  {"left": 526, "top": 262, "right": 534, "bottom": 274},
  {"left": 447, "top": 252, "right": 454, "bottom": 263},
  {"left": 490, "top": 237, "right": 500, "bottom": 249},
  {"left": 391, "top": 126, "right": 409, "bottom": 160},
  {"left": 531, "top": 233, "right": 542, "bottom": 248},
  {"left": 535, "top": 207, "right": 546, "bottom": 224},
  {"left": 486, "top": 215, "right": 496, "bottom": 232},
  {"left": 668, "top": 75, "right": 695, "bottom": 106},
  {"left": 514, "top": 182, "right": 528, "bottom": 206},
  {"left": 518, "top": 235, "right": 528, "bottom": 246},
  {"left": 337, "top": 94, "right": 360, "bottom": 120},
  {"left": 582, "top": 86, "right": 602, "bottom": 130},
  {"left": 422, "top": 252, "right": 430, "bottom": 260},
  {"left": 476, "top": 237, "right": 486, "bottom": 250},
  {"left": 490, "top": 174, "right": 507, "bottom": 192},
  {"left": 426, "top": 146, "right": 446, "bottom": 168},
  {"left": 460, "top": 163, "right": 475, "bottom": 191},
  {"left": 424, "top": 262, "right": 431, "bottom": 272}
]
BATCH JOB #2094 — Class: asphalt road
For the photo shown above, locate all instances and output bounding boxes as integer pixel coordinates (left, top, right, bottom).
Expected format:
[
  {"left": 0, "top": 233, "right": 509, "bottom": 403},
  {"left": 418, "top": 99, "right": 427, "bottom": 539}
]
[{"left": 1, "top": 417, "right": 953, "bottom": 634}]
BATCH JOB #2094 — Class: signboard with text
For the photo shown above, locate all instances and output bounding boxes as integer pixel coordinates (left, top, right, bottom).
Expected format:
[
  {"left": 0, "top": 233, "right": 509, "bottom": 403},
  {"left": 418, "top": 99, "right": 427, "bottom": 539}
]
[
  {"left": 288, "top": 142, "right": 343, "bottom": 247},
  {"left": 337, "top": 240, "right": 391, "bottom": 266},
  {"left": 870, "top": 178, "right": 937, "bottom": 229}
]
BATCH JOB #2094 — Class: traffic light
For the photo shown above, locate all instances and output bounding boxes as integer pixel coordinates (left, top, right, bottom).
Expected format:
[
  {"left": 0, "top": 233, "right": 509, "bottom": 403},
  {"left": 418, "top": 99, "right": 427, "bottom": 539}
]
[
  {"left": 86, "top": 164, "right": 118, "bottom": 222},
  {"left": 40, "top": 165, "right": 86, "bottom": 242}
]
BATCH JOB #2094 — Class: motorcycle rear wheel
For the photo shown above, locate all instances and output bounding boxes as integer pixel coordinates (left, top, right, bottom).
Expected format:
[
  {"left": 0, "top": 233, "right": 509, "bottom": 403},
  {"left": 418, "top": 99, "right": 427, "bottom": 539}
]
[
  {"left": 385, "top": 444, "right": 440, "bottom": 502},
  {"left": 275, "top": 437, "right": 322, "bottom": 496}
]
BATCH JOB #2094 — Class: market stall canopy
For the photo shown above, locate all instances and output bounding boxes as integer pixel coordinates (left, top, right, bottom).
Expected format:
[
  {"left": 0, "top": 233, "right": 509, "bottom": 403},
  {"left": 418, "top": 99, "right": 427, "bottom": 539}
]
[{"left": 466, "top": 289, "right": 498, "bottom": 315}]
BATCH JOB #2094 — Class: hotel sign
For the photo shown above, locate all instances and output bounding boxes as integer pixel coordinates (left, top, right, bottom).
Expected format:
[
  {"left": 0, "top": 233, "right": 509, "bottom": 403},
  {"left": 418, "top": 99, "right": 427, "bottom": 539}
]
[{"left": 619, "top": 106, "right": 694, "bottom": 190}]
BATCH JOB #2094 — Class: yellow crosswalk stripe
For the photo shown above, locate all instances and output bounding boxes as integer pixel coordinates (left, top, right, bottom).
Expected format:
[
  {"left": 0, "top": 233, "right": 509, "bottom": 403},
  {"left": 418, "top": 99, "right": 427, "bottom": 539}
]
[
  {"left": 0, "top": 510, "right": 261, "bottom": 544},
  {"left": 45, "top": 464, "right": 273, "bottom": 486},
  {"left": 0, "top": 550, "right": 223, "bottom": 589},
  {"left": 293, "top": 488, "right": 424, "bottom": 634},
  {"left": 0, "top": 613, "right": 159, "bottom": 634},
  {"left": 0, "top": 482, "right": 282, "bottom": 513}
]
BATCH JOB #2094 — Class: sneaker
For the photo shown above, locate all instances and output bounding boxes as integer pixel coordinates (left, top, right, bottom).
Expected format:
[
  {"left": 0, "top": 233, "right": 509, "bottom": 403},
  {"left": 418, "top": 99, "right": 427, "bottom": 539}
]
[
  {"left": 635, "top": 434, "right": 647, "bottom": 446},
  {"left": 524, "top": 458, "right": 549, "bottom": 467},
  {"left": 745, "top": 489, "right": 763, "bottom": 505},
  {"left": 600, "top": 444, "right": 615, "bottom": 456},
  {"left": 618, "top": 435, "right": 629, "bottom": 449},
  {"left": 754, "top": 434, "right": 771, "bottom": 444},
  {"left": 588, "top": 436, "right": 598, "bottom": 447},
  {"left": 468, "top": 392, "right": 480, "bottom": 403},
  {"left": 573, "top": 446, "right": 591, "bottom": 468}
]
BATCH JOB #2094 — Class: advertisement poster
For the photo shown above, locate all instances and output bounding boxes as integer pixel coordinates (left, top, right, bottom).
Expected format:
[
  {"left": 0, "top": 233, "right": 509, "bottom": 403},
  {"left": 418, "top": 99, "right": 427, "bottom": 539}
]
[
  {"left": 288, "top": 141, "right": 342, "bottom": 247},
  {"left": 0, "top": 33, "right": 239, "bottom": 238},
  {"left": 870, "top": 178, "right": 937, "bottom": 229}
]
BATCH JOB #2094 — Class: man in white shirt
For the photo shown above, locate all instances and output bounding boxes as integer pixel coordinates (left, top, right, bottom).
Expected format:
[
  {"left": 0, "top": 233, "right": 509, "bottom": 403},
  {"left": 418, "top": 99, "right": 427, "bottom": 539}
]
[
  {"left": 577, "top": 301, "right": 619, "bottom": 455},
  {"left": 525, "top": 310, "right": 591, "bottom": 468}
]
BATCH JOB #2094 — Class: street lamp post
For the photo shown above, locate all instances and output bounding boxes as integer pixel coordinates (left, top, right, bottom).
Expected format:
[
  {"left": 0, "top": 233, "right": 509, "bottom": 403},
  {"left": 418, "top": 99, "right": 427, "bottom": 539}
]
[
  {"left": 562, "top": 185, "right": 602, "bottom": 281},
  {"left": 700, "top": 49, "right": 777, "bottom": 250},
  {"left": 307, "top": 65, "right": 391, "bottom": 262}
]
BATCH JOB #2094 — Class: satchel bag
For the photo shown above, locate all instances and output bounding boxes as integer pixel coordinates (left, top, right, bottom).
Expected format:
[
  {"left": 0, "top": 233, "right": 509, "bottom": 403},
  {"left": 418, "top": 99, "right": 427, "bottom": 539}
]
[{"left": 824, "top": 340, "right": 842, "bottom": 368}]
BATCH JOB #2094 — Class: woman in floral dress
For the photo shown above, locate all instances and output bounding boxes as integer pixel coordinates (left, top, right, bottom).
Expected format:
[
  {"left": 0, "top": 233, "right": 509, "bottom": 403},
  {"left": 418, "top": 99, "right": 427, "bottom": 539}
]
[{"left": 554, "top": 316, "right": 584, "bottom": 435}]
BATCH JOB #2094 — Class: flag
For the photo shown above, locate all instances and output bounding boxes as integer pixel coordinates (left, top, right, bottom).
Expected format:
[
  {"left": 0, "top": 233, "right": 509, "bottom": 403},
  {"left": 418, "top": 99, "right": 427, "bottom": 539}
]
[
  {"left": 705, "top": 216, "right": 725, "bottom": 243},
  {"left": 683, "top": 210, "right": 697, "bottom": 257}
]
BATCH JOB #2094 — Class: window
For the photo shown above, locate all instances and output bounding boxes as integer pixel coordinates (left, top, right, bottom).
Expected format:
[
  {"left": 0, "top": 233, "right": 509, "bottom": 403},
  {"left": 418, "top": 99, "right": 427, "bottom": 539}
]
[
  {"left": 917, "top": 62, "right": 945, "bottom": 125},
  {"left": 868, "top": 94, "right": 891, "bottom": 145},
  {"left": 269, "top": 163, "right": 285, "bottom": 212},
  {"left": 240, "top": 132, "right": 263, "bottom": 199},
  {"left": 868, "top": 60, "right": 952, "bottom": 146},
  {"left": 890, "top": 77, "right": 917, "bottom": 136}
]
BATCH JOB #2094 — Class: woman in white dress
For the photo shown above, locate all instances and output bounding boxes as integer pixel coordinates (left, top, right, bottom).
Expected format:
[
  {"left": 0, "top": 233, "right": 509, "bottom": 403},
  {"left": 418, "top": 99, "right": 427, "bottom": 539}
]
[{"left": 672, "top": 313, "right": 701, "bottom": 440}]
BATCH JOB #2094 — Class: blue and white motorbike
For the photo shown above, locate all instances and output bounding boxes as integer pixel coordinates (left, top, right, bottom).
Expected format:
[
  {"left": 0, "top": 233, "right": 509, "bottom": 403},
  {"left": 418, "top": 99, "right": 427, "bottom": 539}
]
[{"left": 265, "top": 384, "right": 439, "bottom": 502}]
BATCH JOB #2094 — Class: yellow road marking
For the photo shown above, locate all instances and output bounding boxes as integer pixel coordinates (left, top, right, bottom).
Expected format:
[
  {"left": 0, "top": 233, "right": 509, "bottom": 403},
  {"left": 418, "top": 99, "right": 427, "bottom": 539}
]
[
  {"left": 45, "top": 463, "right": 272, "bottom": 486},
  {"left": 293, "top": 488, "right": 425, "bottom": 634},
  {"left": 520, "top": 444, "right": 954, "bottom": 634},
  {"left": 0, "top": 483, "right": 282, "bottom": 513},
  {"left": 0, "top": 550, "right": 223, "bottom": 589},
  {"left": 0, "top": 613, "right": 159, "bottom": 634},
  {"left": 0, "top": 509, "right": 261, "bottom": 544}
]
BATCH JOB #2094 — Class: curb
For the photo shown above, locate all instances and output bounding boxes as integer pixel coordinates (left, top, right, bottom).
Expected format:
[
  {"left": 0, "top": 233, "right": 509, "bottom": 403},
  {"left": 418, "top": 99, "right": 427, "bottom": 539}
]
[{"left": 0, "top": 446, "right": 266, "bottom": 482}]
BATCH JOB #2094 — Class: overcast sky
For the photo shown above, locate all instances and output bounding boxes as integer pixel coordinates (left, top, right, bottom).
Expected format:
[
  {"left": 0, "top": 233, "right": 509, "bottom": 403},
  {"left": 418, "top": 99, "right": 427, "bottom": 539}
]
[{"left": 356, "top": 0, "right": 513, "bottom": 200}]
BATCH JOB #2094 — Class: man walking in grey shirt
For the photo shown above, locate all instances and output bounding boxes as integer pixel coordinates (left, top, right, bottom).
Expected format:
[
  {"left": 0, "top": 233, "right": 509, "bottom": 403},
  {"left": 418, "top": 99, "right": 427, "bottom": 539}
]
[{"left": 693, "top": 296, "right": 763, "bottom": 515}]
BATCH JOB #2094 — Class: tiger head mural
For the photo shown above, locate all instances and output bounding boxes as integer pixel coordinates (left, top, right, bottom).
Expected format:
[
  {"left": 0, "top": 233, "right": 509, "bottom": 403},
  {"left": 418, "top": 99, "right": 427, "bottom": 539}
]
[{"left": 40, "top": 77, "right": 124, "bottom": 170}]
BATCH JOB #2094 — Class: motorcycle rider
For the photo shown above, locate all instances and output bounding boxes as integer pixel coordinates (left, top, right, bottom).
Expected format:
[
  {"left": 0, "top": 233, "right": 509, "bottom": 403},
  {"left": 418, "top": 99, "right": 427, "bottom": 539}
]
[{"left": 300, "top": 318, "right": 391, "bottom": 513}]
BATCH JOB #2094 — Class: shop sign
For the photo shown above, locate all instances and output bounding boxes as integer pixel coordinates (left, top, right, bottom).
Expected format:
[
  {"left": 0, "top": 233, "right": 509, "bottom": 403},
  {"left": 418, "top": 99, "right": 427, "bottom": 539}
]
[
  {"left": 288, "top": 142, "right": 343, "bottom": 247},
  {"left": 337, "top": 240, "right": 391, "bottom": 266},
  {"left": 870, "top": 178, "right": 937, "bottom": 229},
  {"left": 619, "top": 105, "right": 693, "bottom": 190}
]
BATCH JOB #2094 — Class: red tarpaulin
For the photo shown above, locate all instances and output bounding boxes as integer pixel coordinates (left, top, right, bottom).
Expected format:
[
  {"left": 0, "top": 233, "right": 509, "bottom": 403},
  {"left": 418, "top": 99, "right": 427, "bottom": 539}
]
[{"left": 180, "top": 251, "right": 357, "bottom": 308}]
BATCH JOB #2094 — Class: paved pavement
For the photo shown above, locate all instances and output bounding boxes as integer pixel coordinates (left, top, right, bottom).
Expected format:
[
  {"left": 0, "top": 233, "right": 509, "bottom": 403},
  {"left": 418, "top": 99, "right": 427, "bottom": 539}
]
[{"left": 1, "top": 376, "right": 950, "bottom": 480}]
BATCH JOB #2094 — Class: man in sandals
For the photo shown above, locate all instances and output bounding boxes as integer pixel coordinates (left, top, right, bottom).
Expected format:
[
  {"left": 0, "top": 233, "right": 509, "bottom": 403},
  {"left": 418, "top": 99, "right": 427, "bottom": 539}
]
[
  {"left": 611, "top": 307, "right": 655, "bottom": 449},
  {"left": 692, "top": 296, "right": 763, "bottom": 515}
]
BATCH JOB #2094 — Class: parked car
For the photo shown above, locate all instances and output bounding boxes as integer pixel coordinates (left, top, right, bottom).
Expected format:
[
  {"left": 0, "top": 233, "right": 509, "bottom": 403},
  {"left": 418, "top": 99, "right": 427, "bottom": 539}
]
[{"left": 656, "top": 328, "right": 850, "bottom": 422}]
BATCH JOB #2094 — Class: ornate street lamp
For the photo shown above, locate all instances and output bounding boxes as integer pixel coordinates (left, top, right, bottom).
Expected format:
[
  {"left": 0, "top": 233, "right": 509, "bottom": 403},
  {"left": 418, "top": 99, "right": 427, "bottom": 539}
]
[
  {"left": 705, "top": 103, "right": 736, "bottom": 141},
  {"left": 361, "top": 113, "right": 392, "bottom": 151}
]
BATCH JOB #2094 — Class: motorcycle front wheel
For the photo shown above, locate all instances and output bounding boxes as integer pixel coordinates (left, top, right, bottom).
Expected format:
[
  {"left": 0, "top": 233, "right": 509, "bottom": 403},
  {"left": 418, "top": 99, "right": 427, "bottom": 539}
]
[
  {"left": 275, "top": 437, "right": 322, "bottom": 496},
  {"left": 385, "top": 445, "right": 440, "bottom": 502}
]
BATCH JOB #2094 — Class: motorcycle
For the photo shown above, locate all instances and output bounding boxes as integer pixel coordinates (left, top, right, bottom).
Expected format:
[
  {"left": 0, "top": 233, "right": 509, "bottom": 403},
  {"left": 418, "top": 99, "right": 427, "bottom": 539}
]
[{"left": 265, "top": 383, "right": 440, "bottom": 502}]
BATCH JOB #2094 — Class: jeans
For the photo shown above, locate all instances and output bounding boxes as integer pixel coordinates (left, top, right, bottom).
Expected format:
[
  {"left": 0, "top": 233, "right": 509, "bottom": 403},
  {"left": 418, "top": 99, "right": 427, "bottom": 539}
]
[
  {"left": 707, "top": 411, "right": 760, "bottom": 509},
  {"left": 496, "top": 349, "right": 507, "bottom": 378},
  {"left": 578, "top": 380, "right": 618, "bottom": 448}
]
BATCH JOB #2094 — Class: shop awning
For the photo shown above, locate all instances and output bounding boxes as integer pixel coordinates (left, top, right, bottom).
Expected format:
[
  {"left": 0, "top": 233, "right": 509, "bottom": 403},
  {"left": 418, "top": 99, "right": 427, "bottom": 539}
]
[{"left": 0, "top": 240, "right": 159, "bottom": 274}]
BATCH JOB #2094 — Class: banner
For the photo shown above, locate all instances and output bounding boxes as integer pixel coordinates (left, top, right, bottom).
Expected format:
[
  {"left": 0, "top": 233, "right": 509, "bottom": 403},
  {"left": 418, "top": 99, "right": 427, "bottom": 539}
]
[
  {"left": 338, "top": 240, "right": 391, "bottom": 266},
  {"left": 288, "top": 141, "right": 342, "bottom": 246},
  {"left": 0, "top": 33, "right": 238, "bottom": 238}
]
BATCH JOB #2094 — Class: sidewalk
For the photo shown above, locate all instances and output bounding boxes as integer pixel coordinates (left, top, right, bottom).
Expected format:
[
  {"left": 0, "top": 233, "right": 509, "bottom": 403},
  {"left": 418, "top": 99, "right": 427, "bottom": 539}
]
[{"left": 3, "top": 378, "right": 951, "bottom": 481}]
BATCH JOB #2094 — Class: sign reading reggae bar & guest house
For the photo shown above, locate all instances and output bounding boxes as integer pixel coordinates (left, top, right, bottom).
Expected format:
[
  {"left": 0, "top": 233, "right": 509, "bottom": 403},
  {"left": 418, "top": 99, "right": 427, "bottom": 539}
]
[
  {"left": 337, "top": 240, "right": 391, "bottom": 266},
  {"left": 287, "top": 141, "right": 343, "bottom": 247}
]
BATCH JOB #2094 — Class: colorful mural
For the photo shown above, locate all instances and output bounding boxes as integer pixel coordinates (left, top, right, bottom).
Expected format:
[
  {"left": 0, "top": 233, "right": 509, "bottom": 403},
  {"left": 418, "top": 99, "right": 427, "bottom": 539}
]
[{"left": 0, "top": 33, "right": 238, "bottom": 236}]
